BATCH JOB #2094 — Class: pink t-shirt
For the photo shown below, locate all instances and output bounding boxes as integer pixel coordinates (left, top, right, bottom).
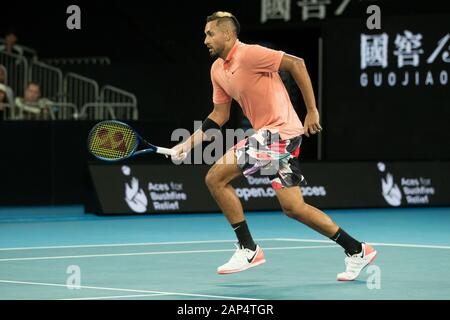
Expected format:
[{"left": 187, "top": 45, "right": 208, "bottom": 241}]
[{"left": 211, "top": 40, "right": 304, "bottom": 140}]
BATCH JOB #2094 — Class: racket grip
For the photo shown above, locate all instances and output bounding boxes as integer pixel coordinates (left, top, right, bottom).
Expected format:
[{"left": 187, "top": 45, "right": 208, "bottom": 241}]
[{"left": 156, "top": 147, "right": 176, "bottom": 156}]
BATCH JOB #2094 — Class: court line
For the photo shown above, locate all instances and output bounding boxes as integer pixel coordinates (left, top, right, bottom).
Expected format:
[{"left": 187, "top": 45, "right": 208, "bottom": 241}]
[
  {"left": 0, "top": 279, "right": 260, "bottom": 300},
  {"left": 61, "top": 293, "right": 172, "bottom": 300},
  {"left": 1, "top": 237, "right": 449, "bottom": 251},
  {"left": 276, "top": 238, "right": 450, "bottom": 250},
  {"left": 0, "top": 238, "right": 279, "bottom": 251},
  {"left": 0, "top": 245, "right": 337, "bottom": 262}
]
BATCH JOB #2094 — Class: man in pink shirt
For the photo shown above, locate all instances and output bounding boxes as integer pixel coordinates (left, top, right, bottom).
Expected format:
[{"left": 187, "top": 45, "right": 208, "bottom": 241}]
[{"left": 172, "top": 12, "right": 377, "bottom": 281}]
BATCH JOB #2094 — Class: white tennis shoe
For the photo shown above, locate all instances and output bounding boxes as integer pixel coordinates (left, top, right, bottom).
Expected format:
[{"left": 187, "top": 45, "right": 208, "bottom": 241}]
[
  {"left": 217, "top": 244, "right": 266, "bottom": 274},
  {"left": 337, "top": 243, "right": 378, "bottom": 281}
]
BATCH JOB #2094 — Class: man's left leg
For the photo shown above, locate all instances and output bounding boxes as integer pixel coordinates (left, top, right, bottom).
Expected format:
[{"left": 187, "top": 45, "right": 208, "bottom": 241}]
[{"left": 275, "top": 186, "right": 377, "bottom": 281}]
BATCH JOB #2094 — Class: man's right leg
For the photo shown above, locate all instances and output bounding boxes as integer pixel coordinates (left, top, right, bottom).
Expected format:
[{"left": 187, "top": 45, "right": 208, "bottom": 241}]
[{"left": 205, "top": 149, "right": 265, "bottom": 274}]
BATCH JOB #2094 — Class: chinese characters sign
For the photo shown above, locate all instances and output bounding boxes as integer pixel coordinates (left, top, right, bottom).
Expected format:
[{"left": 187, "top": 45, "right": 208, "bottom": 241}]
[
  {"left": 260, "top": 0, "right": 351, "bottom": 23},
  {"left": 360, "top": 31, "right": 449, "bottom": 87}
]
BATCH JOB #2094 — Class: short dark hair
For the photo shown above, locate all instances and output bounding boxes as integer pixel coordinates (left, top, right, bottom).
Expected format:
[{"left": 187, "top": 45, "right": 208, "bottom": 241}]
[
  {"left": 206, "top": 11, "right": 240, "bottom": 36},
  {"left": 27, "top": 81, "right": 40, "bottom": 89}
]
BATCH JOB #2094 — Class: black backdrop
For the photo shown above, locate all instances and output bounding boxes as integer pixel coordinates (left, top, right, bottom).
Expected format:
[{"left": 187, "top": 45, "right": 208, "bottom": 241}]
[
  {"left": 1, "top": 1, "right": 450, "bottom": 206},
  {"left": 323, "top": 14, "right": 450, "bottom": 160}
]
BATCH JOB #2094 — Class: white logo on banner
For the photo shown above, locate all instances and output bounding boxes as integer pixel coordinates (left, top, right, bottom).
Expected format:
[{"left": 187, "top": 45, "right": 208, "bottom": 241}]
[
  {"left": 361, "top": 33, "right": 389, "bottom": 69},
  {"left": 260, "top": 0, "right": 291, "bottom": 23},
  {"left": 122, "top": 165, "right": 148, "bottom": 213},
  {"left": 236, "top": 176, "right": 276, "bottom": 201},
  {"left": 148, "top": 181, "right": 187, "bottom": 211},
  {"left": 235, "top": 176, "right": 327, "bottom": 201},
  {"left": 297, "top": 0, "right": 331, "bottom": 21},
  {"left": 393, "top": 30, "right": 424, "bottom": 68},
  {"left": 377, "top": 162, "right": 436, "bottom": 206},
  {"left": 378, "top": 162, "right": 402, "bottom": 206}
]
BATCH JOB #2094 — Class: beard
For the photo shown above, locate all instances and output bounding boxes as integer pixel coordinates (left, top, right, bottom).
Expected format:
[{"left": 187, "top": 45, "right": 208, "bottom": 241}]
[
  {"left": 208, "top": 45, "right": 224, "bottom": 59},
  {"left": 209, "top": 48, "right": 218, "bottom": 58}
]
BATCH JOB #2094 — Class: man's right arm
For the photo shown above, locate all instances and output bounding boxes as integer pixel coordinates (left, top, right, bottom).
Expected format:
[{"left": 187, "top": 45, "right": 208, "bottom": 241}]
[{"left": 172, "top": 102, "right": 231, "bottom": 159}]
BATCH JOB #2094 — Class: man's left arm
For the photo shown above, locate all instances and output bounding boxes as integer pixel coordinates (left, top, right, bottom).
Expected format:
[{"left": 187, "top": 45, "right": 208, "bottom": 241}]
[{"left": 279, "top": 54, "right": 322, "bottom": 137}]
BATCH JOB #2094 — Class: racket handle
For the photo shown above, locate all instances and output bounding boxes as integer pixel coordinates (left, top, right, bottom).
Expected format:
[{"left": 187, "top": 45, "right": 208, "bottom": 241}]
[{"left": 156, "top": 147, "right": 176, "bottom": 156}]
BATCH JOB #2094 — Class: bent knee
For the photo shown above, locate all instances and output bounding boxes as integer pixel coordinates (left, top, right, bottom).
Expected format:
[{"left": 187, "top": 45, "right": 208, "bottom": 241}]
[
  {"left": 205, "top": 170, "right": 216, "bottom": 188},
  {"left": 205, "top": 162, "right": 240, "bottom": 188},
  {"left": 281, "top": 201, "right": 308, "bottom": 219},
  {"left": 205, "top": 168, "right": 227, "bottom": 189}
]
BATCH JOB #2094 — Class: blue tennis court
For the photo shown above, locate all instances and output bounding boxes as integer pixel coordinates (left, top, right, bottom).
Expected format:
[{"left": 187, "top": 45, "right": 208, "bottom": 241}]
[
  {"left": 1, "top": 2, "right": 450, "bottom": 305},
  {"left": 1, "top": 206, "right": 449, "bottom": 300}
]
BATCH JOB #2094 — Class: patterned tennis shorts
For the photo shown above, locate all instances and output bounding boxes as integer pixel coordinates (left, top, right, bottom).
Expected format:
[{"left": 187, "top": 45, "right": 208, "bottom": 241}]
[{"left": 233, "top": 130, "right": 306, "bottom": 190}]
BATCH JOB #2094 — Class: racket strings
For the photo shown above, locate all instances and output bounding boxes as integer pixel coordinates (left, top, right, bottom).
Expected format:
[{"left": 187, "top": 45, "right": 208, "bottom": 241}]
[{"left": 88, "top": 121, "right": 137, "bottom": 160}]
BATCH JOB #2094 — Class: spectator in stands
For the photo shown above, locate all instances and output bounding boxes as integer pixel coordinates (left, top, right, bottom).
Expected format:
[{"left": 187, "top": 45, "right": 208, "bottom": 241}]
[
  {"left": 0, "top": 66, "right": 14, "bottom": 106},
  {"left": 0, "top": 31, "right": 24, "bottom": 56},
  {"left": 15, "top": 82, "right": 53, "bottom": 120}
]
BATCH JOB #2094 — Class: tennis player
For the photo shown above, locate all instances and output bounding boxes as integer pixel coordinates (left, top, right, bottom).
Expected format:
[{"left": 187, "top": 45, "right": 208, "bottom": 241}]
[{"left": 171, "top": 12, "right": 377, "bottom": 281}]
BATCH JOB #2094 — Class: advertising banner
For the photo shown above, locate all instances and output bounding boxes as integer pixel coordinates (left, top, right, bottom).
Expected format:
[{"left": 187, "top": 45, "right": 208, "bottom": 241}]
[{"left": 88, "top": 161, "right": 450, "bottom": 214}]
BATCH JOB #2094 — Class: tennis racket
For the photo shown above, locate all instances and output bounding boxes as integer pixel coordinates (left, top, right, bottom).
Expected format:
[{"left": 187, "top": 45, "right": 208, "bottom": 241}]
[{"left": 87, "top": 120, "right": 175, "bottom": 161}]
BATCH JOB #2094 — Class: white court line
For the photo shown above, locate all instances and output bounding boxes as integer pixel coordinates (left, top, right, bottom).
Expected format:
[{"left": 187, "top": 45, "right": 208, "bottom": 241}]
[
  {"left": 0, "top": 279, "right": 259, "bottom": 300},
  {"left": 0, "top": 238, "right": 279, "bottom": 251},
  {"left": 276, "top": 238, "right": 450, "bottom": 250},
  {"left": 367, "top": 242, "right": 450, "bottom": 250},
  {"left": 1, "top": 237, "right": 449, "bottom": 251},
  {"left": 0, "top": 245, "right": 337, "bottom": 262},
  {"left": 61, "top": 293, "right": 171, "bottom": 300}
]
